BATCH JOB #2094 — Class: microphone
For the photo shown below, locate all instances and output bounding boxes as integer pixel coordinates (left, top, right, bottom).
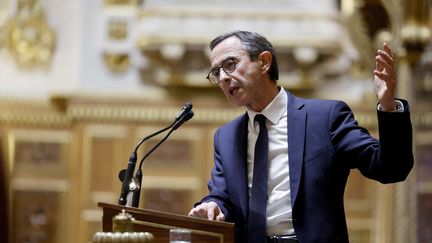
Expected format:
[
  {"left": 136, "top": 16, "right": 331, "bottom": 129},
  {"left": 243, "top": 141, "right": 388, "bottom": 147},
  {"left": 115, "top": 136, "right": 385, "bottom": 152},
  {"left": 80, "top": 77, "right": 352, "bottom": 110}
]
[
  {"left": 118, "top": 152, "right": 137, "bottom": 206},
  {"left": 173, "top": 110, "right": 194, "bottom": 130},
  {"left": 118, "top": 102, "right": 193, "bottom": 206},
  {"left": 175, "top": 102, "right": 193, "bottom": 121},
  {"left": 131, "top": 110, "right": 194, "bottom": 207}
]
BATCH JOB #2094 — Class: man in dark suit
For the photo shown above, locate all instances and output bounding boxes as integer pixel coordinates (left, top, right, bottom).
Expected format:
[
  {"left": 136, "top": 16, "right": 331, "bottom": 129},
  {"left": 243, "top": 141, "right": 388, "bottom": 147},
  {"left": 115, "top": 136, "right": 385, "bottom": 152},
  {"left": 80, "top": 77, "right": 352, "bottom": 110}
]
[{"left": 188, "top": 31, "right": 413, "bottom": 243}]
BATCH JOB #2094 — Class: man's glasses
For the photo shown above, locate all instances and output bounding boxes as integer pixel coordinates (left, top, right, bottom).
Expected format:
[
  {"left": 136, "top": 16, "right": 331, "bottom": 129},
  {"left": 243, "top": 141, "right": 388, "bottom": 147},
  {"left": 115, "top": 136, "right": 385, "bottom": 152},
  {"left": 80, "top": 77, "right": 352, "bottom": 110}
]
[{"left": 206, "top": 57, "right": 237, "bottom": 85}]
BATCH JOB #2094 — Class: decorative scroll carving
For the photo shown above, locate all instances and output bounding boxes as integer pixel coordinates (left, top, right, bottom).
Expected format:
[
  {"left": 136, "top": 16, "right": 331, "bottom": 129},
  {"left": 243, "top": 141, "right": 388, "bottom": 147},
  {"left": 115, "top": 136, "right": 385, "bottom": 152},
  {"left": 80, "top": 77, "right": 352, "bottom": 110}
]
[
  {"left": 103, "top": 52, "right": 130, "bottom": 73},
  {"left": 108, "top": 19, "right": 128, "bottom": 40},
  {"left": 400, "top": 0, "right": 431, "bottom": 65},
  {"left": 2, "top": 0, "right": 56, "bottom": 69}
]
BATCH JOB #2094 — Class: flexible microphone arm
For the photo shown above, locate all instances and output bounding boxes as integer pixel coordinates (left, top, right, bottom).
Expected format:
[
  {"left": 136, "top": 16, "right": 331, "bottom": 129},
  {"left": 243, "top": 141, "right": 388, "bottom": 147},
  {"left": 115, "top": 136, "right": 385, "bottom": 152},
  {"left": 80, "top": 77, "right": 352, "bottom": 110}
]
[
  {"left": 131, "top": 110, "right": 194, "bottom": 207},
  {"left": 118, "top": 102, "right": 193, "bottom": 206},
  {"left": 133, "top": 102, "right": 193, "bottom": 154},
  {"left": 137, "top": 110, "right": 194, "bottom": 170}
]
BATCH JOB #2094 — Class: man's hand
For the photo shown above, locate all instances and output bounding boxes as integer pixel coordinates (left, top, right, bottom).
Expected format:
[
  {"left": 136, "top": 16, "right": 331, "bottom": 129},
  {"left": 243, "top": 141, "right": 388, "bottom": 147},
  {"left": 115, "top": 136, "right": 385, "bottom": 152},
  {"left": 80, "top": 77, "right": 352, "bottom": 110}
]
[
  {"left": 188, "top": 201, "right": 225, "bottom": 221},
  {"left": 374, "top": 42, "right": 397, "bottom": 111}
]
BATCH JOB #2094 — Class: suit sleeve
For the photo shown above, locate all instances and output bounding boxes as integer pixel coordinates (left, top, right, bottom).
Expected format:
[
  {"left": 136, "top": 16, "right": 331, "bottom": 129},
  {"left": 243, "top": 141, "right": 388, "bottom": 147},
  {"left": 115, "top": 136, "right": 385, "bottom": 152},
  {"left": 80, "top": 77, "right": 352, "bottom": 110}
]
[
  {"left": 196, "top": 128, "right": 233, "bottom": 220},
  {"left": 329, "top": 99, "right": 413, "bottom": 183}
]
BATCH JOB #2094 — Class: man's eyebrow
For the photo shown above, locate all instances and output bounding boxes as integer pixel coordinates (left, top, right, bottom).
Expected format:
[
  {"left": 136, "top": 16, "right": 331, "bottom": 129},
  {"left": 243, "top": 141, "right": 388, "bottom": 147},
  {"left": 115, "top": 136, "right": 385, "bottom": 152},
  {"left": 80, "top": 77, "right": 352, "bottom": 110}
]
[{"left": 211, "top": 56, "right": 235, "bottom": 70}]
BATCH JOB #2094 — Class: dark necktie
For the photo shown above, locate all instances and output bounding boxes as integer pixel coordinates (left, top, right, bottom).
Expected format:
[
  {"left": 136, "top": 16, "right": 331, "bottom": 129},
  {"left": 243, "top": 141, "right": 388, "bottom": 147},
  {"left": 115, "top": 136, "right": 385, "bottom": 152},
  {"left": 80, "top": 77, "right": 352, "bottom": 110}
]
[{"left": 248, "top": 114, "right": 268, "bottom": 243}]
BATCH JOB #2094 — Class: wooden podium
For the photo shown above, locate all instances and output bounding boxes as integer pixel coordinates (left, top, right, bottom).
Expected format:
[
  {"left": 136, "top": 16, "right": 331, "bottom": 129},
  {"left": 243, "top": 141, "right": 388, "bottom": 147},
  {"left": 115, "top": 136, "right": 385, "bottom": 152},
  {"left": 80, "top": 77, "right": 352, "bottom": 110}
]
[{"left": 98, "top": 202, "right": 235, "bottom": 243}]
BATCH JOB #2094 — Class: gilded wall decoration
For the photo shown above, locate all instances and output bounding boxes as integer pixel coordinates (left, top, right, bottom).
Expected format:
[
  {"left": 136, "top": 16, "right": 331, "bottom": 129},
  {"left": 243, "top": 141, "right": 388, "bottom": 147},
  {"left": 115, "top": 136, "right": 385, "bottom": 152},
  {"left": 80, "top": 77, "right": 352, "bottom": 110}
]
[
  {"left": 102, "top": 10, "right": 133, "bottom": 73},
  {"left": 103, "top": 52, "right": 130, "bottom": 73},
  {"left": 2, "top": 0, "right": 56, "bottom": 69},
  {"left": 0, "top": 1, "right": 8, "bottom": 49},
  {"left": 108, "top": 19, "right": 128, "bottom": 40},
  {"left": 400, "top": 0, "right": 431, "bottom": 65}
]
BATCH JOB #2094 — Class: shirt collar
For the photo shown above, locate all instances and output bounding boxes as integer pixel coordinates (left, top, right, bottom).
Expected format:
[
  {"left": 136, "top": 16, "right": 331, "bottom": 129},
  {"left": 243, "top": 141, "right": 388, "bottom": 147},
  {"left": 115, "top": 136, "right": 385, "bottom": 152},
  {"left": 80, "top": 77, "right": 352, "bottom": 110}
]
[{"left": 246, "top": 87, "right": 287, "bottom": 127}]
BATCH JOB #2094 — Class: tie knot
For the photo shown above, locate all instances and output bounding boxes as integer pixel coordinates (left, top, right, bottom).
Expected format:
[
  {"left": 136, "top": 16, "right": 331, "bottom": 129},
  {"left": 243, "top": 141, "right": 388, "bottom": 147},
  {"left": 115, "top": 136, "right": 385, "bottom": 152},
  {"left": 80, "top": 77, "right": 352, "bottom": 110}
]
[{"left": 255, "top": 114, "right": 266, "bottom": 126}]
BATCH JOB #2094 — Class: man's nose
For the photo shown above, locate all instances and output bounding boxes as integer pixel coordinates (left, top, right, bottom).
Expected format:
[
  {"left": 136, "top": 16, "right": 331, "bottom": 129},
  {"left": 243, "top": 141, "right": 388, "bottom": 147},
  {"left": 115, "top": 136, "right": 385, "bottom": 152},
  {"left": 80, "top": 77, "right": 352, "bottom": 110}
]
[{"left": 218, "top": 68, "right": 230, "bottom": 83}]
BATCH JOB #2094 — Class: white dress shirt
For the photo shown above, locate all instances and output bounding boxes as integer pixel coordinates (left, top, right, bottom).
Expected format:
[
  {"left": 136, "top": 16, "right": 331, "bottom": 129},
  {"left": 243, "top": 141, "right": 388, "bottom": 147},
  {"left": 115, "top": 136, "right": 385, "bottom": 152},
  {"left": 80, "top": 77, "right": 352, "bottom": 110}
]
[{"left": 246, "top": 87, "right": 295, "bottom": 236}]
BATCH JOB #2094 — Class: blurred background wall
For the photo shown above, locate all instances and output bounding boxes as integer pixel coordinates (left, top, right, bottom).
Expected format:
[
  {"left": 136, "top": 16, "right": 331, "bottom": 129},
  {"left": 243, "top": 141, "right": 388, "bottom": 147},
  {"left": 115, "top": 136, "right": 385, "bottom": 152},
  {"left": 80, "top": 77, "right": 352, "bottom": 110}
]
[{"left": 0, "top": 0, "right": 431, "bottom": 242}]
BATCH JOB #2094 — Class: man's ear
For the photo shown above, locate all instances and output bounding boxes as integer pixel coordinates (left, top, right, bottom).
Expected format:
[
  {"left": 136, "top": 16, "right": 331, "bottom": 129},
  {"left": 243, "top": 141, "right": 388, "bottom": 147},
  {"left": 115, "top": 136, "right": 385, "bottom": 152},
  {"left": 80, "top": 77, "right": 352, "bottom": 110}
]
[{"left": 259, "top": 51, "right": 272, "bottom": 74}]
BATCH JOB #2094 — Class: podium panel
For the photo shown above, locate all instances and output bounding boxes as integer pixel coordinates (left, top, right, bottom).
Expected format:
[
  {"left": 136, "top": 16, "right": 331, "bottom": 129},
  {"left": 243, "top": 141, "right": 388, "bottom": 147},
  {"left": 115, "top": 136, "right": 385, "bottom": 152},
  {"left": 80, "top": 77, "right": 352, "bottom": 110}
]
[{"left": 98, "top": 202, "right": 235, "bottom": 243}]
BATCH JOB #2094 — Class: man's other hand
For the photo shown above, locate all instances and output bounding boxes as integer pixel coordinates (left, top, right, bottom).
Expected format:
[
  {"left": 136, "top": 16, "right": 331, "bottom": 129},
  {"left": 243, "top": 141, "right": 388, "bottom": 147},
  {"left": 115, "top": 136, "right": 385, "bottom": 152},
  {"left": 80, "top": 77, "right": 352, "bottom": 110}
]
[
  {"left": 374, "top": 42, "right": 397, "bottom": 111},
  {"left": 188, "top": 201, "right": 225, "bottom": 221}
]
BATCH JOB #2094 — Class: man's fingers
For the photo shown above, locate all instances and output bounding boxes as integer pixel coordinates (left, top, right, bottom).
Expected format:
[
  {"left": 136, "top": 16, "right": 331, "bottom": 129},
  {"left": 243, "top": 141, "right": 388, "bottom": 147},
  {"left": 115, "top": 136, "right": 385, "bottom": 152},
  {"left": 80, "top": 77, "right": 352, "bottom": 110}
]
[
  {"left": 375, "top": 42, "right": 394, "bottom": 73},
  {"left": 188, "top": 202, "right": 225, "bottom": 221},
  {"left": 383, "top": 42, "right": 393, "bottom": 56},
  {"left": 215, "top": 213, "right": 225, "bottom": 221},
  {"left": 197, "top": 207, "right": 208, "bottom": 218},
  {"left": 374, "top": 71, "right": 387, "bottom": 81},
  {"left": 376, "top": 55, "right": 393, "bottom": 71},
  {"left": 207, "top": 208, "right": 215, "bottom": 220},
  {"left": 378, "top": 49, "right": 393, "bottom": 62},
  {"left": 188, "top": 203, "right": 212, "bottom": 219},
  {"left": 188, "top": 206, "right": 207, "bottom": 218}
]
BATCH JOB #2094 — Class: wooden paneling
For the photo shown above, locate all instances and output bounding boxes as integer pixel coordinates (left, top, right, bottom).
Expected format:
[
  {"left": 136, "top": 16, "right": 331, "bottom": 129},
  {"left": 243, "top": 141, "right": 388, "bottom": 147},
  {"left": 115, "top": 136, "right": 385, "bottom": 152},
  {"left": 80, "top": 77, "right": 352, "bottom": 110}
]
[{"left": 416, "top": 131, "right": 432, "bottom": 243}]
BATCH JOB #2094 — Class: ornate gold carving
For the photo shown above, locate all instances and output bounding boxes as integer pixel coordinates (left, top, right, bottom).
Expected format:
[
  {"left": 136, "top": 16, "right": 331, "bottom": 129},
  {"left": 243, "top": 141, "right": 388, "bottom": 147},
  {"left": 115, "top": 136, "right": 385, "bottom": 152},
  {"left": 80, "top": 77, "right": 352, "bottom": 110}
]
[
  {"left": 341, "top": 0, "right": 375, "bottom": 72},
  {"left": 112, "top": 210, "right": 134, "bottom": 232},
  {"left": 103, "top": 52, "right": 130, "bottom": 73},
  {"left": 2, "top": 0, "right": 56, "bottom": 69},
  {"left": 50, "top": 95, "right": 70, "bottom": 112},
  {"left": 108, "top": 20, "right": 128, "bottom": 40},
  {"left": 401, "top": 0, "right": 431, "bottom": 65},
  {"left": 92, "top": 232, "right": 154, "bottom": 242}
]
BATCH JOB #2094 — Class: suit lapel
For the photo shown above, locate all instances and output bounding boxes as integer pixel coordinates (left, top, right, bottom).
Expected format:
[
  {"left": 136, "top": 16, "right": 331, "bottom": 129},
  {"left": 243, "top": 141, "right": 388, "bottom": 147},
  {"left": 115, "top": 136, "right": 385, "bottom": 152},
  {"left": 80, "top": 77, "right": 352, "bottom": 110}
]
[
  {"left": 232, "top": 114, "right": 249, "bottom": 218},
  {"left": 232, "top": 94, "right": 305, "bottom": 218},
  {"left": 287, "top": 92, "right": 306, "bottom": 209}
]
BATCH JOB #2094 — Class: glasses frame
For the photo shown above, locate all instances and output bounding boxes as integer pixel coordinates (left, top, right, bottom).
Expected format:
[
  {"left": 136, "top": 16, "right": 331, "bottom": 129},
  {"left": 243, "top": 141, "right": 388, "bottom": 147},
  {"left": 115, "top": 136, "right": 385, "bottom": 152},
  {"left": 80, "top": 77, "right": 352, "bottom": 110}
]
[
  {"left": 206, "top": 53, "right": 261, "bottom": 85},
  {"left": 206, "top": 57, "right": 238, "bottom": 85}
]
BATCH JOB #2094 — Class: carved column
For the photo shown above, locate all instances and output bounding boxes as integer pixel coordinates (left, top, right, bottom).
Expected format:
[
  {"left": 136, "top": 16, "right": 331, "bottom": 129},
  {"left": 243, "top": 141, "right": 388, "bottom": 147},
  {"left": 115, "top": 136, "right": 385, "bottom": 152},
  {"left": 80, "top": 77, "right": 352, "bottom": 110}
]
[{"left": 395, "top": 1, "right": 430, "bottom": 243}]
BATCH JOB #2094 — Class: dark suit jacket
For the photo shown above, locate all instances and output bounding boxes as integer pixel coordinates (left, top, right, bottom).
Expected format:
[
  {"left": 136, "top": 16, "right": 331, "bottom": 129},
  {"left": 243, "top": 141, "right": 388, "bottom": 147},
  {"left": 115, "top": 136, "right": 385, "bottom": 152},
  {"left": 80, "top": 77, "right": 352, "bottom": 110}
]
[{"left": 197, "top": 92, "right": 414, "bottom": 243}]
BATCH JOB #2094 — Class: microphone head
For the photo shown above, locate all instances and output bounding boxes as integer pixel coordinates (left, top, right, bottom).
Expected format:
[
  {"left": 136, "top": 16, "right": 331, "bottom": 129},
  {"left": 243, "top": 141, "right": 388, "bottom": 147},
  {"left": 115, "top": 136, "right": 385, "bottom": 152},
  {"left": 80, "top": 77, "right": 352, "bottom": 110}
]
[
  {"left": 184, "top": 102, "right": 193, "bottom": 112},
  {"left": 176, "top": 102, "right": 193, "bottom": 121},
  {"left": 184, "top": 110, "right": 194, "bottom": 121},
  {"left": 172, "top": 110, "right": 194, "bottom": 130}
]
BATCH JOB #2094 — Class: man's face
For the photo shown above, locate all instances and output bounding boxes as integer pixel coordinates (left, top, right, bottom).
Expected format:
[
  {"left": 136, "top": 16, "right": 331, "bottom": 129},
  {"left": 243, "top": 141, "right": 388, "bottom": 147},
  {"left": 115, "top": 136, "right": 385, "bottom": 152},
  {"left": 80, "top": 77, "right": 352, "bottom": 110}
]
[{"left": 209, "top": 37, "right": 265, "bottom": 110}]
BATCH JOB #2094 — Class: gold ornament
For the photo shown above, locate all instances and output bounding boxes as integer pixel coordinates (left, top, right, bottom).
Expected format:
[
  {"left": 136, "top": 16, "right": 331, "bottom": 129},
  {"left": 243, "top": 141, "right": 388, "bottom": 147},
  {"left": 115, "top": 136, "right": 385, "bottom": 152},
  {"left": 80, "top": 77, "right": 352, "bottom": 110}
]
[
  {"left": 103, "top": 52, "right": 130, "bottom": 73},
  {"left": 2, "top": 0, "right": 56, "bottom": 69}
]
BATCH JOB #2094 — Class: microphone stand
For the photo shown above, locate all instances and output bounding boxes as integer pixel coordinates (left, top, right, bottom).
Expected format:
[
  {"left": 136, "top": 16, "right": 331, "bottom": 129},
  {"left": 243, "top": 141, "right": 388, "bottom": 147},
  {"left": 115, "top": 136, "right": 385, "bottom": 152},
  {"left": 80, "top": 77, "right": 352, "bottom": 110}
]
[
  {"left": 118, "top": 120, "right": 177, "bottom": 206},
  {"left": 118, "top": 103, "right": 193, "bottom": 206},
  {"left": 131, "top": 110, "right": 194, "bottom": 208}
]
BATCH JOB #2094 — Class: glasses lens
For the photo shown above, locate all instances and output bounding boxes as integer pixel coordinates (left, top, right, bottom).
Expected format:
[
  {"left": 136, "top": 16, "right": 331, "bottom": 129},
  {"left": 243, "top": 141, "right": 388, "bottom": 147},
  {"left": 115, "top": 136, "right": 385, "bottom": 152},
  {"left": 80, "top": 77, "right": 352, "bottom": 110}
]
[
  {"left": 209, "top": 67, "right": 221, "bottom": 83},
  {"left": 207, "top": 58, "right": 237, "bottom": 84},
  {"left": 208, "top": 72, "right": 219, "bottom": 84},
  {"left": 223, "top": 59, "right": 236, "bottom": 73}
]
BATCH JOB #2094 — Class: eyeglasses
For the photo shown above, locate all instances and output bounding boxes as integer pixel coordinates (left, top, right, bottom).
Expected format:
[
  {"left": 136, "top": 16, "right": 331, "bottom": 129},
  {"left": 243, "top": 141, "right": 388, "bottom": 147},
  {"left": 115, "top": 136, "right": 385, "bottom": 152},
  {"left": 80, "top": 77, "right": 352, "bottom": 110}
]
[{"left": 206, "top": 57, "right": 237, "bottom": 85}]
